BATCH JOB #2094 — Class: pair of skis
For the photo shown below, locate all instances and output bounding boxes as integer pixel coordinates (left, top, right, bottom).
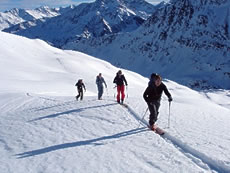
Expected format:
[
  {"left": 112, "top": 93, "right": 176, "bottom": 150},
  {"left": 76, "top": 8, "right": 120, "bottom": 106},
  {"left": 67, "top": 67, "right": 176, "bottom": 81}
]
[
  {"left": 119, "top": 102, "right": 165, "bottom": 136},
  {"left": 120, "top": 103, "right": 128, "bottom": 108}
]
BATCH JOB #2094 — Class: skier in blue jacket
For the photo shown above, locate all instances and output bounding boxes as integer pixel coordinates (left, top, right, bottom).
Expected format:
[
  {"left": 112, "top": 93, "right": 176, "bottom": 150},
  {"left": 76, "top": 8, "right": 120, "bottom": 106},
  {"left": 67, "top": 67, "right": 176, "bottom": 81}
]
[{"left": 96, "top": 73, "right": 107, "bottom": 100}]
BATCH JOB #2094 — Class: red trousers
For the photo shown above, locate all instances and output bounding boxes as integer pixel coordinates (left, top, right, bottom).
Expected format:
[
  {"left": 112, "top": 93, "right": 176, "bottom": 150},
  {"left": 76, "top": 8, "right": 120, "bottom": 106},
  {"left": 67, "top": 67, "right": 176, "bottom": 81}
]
[{"left": 117, "top": 85, "right": 125, "bottom": 102}]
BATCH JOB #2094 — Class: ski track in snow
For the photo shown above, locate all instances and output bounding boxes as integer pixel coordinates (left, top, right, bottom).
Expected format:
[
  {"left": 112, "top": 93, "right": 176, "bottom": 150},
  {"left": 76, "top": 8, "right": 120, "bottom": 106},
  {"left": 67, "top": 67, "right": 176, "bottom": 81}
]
[
  {"left": 122, "top": 103, "right": 230, "bottom": 173},
  {"left": 1, "top": 30, "right": 230, "bottom": 173},
  {"left": 1, "top": 93, "right": 229, "bottom": 173}
]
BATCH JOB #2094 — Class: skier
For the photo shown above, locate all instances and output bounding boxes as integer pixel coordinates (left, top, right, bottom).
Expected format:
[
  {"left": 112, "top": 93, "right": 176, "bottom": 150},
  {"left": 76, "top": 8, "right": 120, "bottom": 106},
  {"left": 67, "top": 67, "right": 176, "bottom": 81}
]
[
  {"left": 75, "top": 79, "right": 86, "bottom": 100},
  {"left": 143, "top": 74, "right": 172, "bottom": 130},
  {"left": 96, "top": 73, "right": 107, "bottom": 100},
  {"left": 113, "top": 70, "right": 128, "bottom": 104}
]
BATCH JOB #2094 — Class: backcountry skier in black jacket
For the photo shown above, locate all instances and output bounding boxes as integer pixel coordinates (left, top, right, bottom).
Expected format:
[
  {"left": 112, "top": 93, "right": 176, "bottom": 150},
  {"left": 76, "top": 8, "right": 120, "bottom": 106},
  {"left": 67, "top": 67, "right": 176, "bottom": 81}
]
[
  {"left": 143, "top": 74, "right": 172, "bottom": 129},
  {"left": 75, "top": 79, "right": 86, "bottom": 100}
]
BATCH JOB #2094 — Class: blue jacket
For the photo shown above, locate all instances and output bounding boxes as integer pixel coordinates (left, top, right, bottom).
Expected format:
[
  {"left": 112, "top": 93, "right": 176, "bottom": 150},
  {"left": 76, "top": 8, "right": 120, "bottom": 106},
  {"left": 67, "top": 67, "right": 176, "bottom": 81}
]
[{"left": 96, "top": 76, "right": 107, "bottom": 88}]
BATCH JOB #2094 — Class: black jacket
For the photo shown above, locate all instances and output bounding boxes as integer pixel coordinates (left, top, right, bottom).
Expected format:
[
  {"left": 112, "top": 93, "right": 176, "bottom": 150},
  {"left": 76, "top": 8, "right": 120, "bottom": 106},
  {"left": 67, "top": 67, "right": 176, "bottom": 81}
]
[
  {"left": 113, "top": 74, "right": 127, "bottom": 86},
  {"left": 143, "top": 82, "right": 171, "bottom": 103},
  {"left": 75, "top": 81, "right": 86, "bottom": 91}
]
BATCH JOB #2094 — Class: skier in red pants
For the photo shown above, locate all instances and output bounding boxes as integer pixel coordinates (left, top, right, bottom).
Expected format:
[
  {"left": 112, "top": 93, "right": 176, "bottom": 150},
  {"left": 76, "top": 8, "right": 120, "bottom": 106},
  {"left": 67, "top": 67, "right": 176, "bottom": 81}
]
[{"left": 113, "top": 70, "right": 128, "bottom": 104}]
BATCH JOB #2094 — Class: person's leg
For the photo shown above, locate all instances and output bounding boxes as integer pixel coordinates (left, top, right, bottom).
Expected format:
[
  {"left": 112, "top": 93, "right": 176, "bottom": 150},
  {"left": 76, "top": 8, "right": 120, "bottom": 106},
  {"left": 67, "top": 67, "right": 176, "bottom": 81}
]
[
  {"left": 99, "top": 87, "right": 104, "bottom": 99},
  {"left": 80, "top": 90, "right": 83, "bottom": 100},
  {"left": 76, "top": 90, "right": 81, "bottom": 100},
  {"left": 117, "top": 86, "right": 121, "bottom": 103},
  {"left": 153, "top": 100, "right": 161, "bottom": 122},
  {"left": 97, "top": 86, "right": 101, "bottom": 99},
  {"left": 148, "top": 102, "right": 160, "bottom": 126},
  {"left": 121, "top": 85, "right": 125, "bottom": 103}
]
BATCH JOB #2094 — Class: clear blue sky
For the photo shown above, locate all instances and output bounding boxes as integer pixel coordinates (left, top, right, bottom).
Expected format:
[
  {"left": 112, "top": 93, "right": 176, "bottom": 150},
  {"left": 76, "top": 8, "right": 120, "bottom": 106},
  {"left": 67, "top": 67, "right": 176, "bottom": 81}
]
[{"left": 0, "top": 0, "right": 169, "bottom": 12}]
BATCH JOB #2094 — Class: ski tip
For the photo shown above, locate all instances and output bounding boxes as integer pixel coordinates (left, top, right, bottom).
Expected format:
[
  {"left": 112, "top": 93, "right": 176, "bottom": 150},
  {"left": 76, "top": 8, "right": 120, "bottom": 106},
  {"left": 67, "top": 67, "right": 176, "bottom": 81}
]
[{"left": 148, "top": 125, "right": 165, "bottom": 135}]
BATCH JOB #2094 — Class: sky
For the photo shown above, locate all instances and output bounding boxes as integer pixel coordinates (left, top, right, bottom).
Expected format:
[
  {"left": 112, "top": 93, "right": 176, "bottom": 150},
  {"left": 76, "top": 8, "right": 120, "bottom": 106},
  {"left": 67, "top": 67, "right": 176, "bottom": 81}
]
[{"left": 0, "top": 0, "right": 170, "bottom": 12}]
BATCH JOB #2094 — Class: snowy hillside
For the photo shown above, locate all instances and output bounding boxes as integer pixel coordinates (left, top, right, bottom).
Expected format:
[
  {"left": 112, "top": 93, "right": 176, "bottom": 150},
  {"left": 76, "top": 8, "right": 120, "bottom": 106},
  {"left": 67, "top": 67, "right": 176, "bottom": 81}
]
[
  {"left": 0, "top": 31, "right": 145, "bottom": 95},
  {"left": 1, "top": 31, "right": 230, "bottom": 173}
]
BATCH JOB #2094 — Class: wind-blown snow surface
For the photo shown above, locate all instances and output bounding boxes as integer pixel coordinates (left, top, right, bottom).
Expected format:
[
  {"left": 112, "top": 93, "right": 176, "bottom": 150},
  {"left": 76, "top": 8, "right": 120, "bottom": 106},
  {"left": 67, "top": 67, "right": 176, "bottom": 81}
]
[{"left": 0, "top": 31, "right": 230, "bottom": 173}]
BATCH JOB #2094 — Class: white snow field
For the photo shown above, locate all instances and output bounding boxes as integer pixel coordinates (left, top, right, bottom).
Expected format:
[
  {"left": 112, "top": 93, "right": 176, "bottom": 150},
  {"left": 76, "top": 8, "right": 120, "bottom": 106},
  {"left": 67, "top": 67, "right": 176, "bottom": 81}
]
[{"left": 0, "top": 31, "right": 230, "bottom": 173}]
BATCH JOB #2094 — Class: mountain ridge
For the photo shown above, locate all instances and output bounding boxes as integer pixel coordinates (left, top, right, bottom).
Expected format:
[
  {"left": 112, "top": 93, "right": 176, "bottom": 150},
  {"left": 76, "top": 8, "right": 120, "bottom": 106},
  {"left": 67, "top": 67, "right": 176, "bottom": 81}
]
[
  {"left": 2, "top": 0, "right": 230, "bottom": 89},
  {"left": 4, "top": 0, "right": 156, "bottom": 45},
  {"left": 0, "top": 5, "right": 76, "bottom": 31},
  {"left": 64, "top": 0, "right": 230, "bottom": 89}
]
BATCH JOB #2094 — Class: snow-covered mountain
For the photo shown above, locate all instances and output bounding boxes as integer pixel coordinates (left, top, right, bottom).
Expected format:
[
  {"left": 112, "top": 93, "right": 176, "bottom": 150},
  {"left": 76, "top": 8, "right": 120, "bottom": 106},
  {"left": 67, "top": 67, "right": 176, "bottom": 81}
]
[
  {"left": 0, "top": 30, "right": 146, "bottom": 96},
  {"left": 64, "top": 0, "right": 230, "bottom": 89},
  {"left": 1, "top": 31, "right": 230, "bottom": 173},
  {"left": 3, "top": 0, "right": 230, "bottom": 89},
  {"left": 3, "top": 0, "right": 157, "bottom": 47},
  {"left": 0, "top": 6, "right": 74, "bottom": 30}
]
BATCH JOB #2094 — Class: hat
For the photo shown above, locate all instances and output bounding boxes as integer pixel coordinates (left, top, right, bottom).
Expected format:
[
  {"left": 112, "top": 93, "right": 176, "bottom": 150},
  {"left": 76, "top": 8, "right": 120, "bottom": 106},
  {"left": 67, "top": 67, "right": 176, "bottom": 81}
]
[{"left": 150, "top": 73, "right": 157, "bottom": 79}]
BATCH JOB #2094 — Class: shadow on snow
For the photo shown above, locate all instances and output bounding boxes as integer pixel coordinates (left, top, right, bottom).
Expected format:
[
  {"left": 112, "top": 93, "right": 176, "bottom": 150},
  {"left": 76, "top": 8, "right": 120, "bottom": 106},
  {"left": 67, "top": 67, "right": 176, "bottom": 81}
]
[
  {"left": 15, "top": 127, "right": 147, "bottom": 159},
  {"left": 28, "top": 103, "right": 118, "bottom": 122}
]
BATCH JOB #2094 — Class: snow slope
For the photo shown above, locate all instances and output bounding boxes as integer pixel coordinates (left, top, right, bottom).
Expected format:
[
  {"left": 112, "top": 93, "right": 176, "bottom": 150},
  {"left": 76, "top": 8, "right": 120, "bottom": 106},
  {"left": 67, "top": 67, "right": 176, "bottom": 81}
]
[
  {"left": 0, "top": 30, "right": 146, "bottom": 96},
  {"left": 0, "top": 31, "right": 230, "bottom": 173}
]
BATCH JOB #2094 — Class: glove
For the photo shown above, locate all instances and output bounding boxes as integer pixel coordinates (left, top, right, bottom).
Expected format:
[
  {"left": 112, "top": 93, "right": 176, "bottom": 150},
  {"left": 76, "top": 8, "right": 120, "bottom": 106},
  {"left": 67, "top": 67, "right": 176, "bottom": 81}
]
[{"left": 168, "top": 96, "right": 173, "bottom": 102}]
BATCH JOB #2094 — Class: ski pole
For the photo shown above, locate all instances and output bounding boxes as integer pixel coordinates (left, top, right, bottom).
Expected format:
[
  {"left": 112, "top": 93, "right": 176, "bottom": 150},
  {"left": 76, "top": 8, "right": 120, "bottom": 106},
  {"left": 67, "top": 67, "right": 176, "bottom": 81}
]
[
  {"left": 106, "top": 88, "right": 108, "bottom": 97},
  {"left": 113, "top": 85, "right": 117, "bottom": 98},
  {"left": 126, "top": 86, "right": 128, "bottom": 98},
  {"left": 168, "top": 101, "right": 171, "bottom": 128},
  {"left": 138, "top": 107, "right": 149, "bottom": 128}
]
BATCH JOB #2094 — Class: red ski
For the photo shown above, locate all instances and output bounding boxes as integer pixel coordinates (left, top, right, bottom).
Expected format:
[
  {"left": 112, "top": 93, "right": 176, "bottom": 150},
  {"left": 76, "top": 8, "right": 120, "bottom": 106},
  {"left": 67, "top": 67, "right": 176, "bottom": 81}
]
[{"left": 148, "top": 125, "right": 165, "bottom": 135}]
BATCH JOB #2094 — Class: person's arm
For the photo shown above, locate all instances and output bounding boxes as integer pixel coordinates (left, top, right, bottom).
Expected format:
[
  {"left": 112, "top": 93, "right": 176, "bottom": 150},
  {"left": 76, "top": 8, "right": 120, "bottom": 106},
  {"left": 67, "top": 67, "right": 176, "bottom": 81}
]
[
  {"left": 163, "top": 84, "right": 172, "bottom": 101},
  {"left": 83, "top": 83, "right": 86, "bottom": 91},
  {"left": 143, "top": 86, "right": 151, "bottom": 103},
  {"left": 123, "top": 75, "right": 128, "bottom": 86},
  {"left": 103, "top": 78, "right": 107, "bottom": 88},
  {"left": 113, "top": 76, "right": 117, "bottom": 84}
]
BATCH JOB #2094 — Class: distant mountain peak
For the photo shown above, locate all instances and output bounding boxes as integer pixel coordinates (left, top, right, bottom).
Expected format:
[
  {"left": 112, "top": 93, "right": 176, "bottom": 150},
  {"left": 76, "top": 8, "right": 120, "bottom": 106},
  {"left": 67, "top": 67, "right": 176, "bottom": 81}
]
[
  {"left": 170, "top": 0, "right": 229, "bottom": 6},
  {"left": 95, "top": 0, "right": 148, "bottom": 5},
  {"left": 0, "top": 6, "right": 68, "bottom": 30}
]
